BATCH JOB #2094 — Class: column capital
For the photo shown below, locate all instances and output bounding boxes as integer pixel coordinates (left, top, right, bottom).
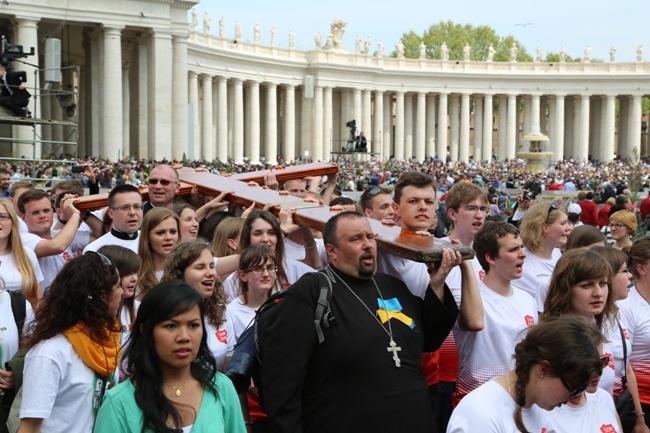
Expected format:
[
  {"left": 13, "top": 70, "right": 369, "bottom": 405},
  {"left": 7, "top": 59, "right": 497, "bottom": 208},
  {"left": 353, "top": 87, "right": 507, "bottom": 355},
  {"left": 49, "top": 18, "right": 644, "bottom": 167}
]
[
  {"left": 395, "top": 89, "right": 406, "bottom": 95},
  {"left": 264, "top": 82, "right": 278, "bottom": 89},
  {"left": 188, "top": 70, "right": 198, "bottom": 78},
  {"left": 13, "top": 17, "right": 39, "bottom": 27},
  {"left": 102, "top": 25, "right": 125, "bottom": 35}
]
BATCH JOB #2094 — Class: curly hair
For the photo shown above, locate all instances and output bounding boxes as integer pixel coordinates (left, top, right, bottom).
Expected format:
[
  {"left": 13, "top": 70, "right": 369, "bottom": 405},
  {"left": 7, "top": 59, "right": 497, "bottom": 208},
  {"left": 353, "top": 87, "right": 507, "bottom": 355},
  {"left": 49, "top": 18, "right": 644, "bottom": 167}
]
[
  {"left": 0, "top": 198, "right": 39, "bottom": 305},
  {"left": 543, "top": 249, "right": 616, "bottom": 331},
  {"left": 520, "top": 202, "right": 567, "bottom": 252},
  {"left": 238, "top": 245, "right": 277, "bottom": 304},
  {"left": 125, "top": 281, "right": 217, "bottom": 432},
  {"left": 138, "top": 208, "right": 180, "bottom": 299},
  {"left": 161, "top": 240, "right": 227, "bottom": 328},
  {"left": 512, "top": 316, "right": 604, "bottom": 433},
  {"left": 241, "top": 210, "right": 288, "bottom": 288},
  {"left": 25, "top": 253, "right": 120, "bottom": 348}
]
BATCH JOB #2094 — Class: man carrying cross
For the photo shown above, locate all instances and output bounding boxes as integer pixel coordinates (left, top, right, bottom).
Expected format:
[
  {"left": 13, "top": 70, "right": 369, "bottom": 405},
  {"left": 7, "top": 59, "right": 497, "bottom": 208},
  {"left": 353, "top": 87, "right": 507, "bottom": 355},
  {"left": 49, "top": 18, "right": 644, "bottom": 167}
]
[{"left": 259, "top": 211, "right": 462, "bottom": 433}]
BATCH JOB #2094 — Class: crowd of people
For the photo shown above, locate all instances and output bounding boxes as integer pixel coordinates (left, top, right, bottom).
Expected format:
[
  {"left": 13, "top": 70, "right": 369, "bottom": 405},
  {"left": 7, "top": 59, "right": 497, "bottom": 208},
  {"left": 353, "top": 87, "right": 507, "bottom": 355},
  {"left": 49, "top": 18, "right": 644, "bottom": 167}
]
[{"left": 0, "top": 155, "right": 650, "bottom": 433}]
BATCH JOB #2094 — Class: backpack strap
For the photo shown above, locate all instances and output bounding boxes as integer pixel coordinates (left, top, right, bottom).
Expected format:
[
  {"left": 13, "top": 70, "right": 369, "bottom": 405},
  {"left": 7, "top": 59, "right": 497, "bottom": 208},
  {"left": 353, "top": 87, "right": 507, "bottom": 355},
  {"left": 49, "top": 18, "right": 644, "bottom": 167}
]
[
  {"left": 313, "top": 272, "right": 334, "bottom": 344},
  {"left": 8, "top": 290, "right": 27, "bottom": 339}
]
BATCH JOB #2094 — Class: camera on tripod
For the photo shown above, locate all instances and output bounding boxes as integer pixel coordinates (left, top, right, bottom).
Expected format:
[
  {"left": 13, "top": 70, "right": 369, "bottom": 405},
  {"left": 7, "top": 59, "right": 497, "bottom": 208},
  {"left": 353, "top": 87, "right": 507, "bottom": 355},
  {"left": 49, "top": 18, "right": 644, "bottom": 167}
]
[{"left": 1, "top": 36, "right": 35, "bottom": 64}]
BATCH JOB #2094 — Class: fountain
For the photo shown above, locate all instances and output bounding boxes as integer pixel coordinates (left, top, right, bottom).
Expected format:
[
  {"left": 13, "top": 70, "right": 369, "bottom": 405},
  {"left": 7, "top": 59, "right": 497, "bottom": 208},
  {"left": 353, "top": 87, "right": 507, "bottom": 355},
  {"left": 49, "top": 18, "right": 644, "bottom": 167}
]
[{"left": 518, "top": 126, "right": 553, "bottom": 174}]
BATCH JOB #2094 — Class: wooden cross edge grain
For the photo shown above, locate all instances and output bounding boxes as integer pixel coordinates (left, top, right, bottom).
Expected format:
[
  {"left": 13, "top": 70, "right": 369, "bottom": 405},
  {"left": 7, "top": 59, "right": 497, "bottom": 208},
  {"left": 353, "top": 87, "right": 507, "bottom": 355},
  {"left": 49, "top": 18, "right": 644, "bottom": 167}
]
[{"left": 177, "top": 167, "right": 474, "bottom": 263}]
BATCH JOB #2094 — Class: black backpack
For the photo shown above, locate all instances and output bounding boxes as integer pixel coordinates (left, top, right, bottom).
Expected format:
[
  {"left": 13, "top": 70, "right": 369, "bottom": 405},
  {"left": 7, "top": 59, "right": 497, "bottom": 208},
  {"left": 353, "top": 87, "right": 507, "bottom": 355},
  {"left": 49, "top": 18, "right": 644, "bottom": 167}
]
[
  {"left": 8, "top": 291, "right": 26, "bottom": 338},
  {"left": 225, "top": 272, "right": 334, "bottom": 398}
]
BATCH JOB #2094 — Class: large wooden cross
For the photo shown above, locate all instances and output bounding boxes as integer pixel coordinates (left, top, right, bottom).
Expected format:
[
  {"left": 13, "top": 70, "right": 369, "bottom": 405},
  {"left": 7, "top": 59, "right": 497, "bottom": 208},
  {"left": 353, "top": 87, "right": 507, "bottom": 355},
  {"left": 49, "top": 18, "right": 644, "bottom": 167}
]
[{"left": 75, "top": 162, "right": 473, "bottom": 262}]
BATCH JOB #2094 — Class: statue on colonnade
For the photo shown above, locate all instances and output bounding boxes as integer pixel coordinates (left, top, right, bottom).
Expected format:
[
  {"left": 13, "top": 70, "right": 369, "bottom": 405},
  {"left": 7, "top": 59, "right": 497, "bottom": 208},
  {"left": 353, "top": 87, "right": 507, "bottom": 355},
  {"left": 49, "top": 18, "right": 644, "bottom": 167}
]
[
  {"left": 609, "top": 46, "right": 616, "bottom": 63},
  {"left": 637, "top": 45, "right": 643, "bottom": 62},
  {"left": 219, "top": 17, "right": 224, "bottom": 38},
  {"left": 487, "top": 44, "right": 495, "bottom": 61},
  {"left": 190, "top": 9, "right": 197, "bottom": 31},
  {"left": 203, "top": 13, "right": 211, "bottom": 34},
  {"left": 463, "top": 43, "right": 470, "bottom": 61},
  {"left": 510, "top": 43, "right": 518, "bottom": 62},
  {"left": 440, "top": 42, "right": 449, "bottom": 60}
]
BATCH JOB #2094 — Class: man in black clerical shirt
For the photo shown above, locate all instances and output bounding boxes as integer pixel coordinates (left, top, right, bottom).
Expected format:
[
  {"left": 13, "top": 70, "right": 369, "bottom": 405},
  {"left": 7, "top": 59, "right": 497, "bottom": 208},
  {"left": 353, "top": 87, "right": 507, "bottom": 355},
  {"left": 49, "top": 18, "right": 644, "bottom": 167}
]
[
  {"left": 260, "top": 211, "right": 461, "bottom": 433},
  {"left": 354, "top": 131, "right": 367, "bottom": 152}
]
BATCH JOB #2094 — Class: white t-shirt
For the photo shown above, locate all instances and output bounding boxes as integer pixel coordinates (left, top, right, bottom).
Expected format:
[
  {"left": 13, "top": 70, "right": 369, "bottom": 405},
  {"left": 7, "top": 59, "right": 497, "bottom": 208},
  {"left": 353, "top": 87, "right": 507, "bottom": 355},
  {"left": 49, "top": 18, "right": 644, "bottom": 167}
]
[
  {"left": 283, "top": 238, "right": 328, "bottom": 269},
  {"left": 617, "top": 288, "right": 650, "bottom": 404},
  {"left": 119, "top": 300, "right": 140, "bottom": 348},
  {"left": 0, "top": 290, "right": 34, "bottom": 365},
  {"left": 0, "top": 248, "right": 44, "bottom": 291},
  {"left": 223, "top": 258, "right": 315, "bottom": 302},
  {"left": 600, "top": 318, "right": 626, "bottom": 396},
  {"left": 205, "top": 317, "right": 235, "bottom": 372},
  {"left": 453, "top": 281, "right": 538, "bottom": 399},
  {"left": 448, "top": 379, "right": 549, "bottom": 433},
  {"left": 83, "top": 231, "right": 140, "bottom": 254},
  {"left": 377, "top": 251, "right": 431, "bottom": 299},
  {"left": 21, "top": 229, "right": 90, "bottom": 290},
  {"left": 545, "top": 387, "right": 620, "bottom": 433},
  {"left": 20, "top": 333, "right": 115, "bottom": 433},
  {"left": 226, "top": 297, "right": 257, "bottom": 340},
  {"left": 511, "top": 247, "right": 562, "bottom": 312}
]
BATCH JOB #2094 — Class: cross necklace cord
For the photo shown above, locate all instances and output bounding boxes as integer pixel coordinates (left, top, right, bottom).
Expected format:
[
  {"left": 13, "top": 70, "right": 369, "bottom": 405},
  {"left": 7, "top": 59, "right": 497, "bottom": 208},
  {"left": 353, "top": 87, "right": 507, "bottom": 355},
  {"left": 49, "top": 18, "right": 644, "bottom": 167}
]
[{"left": 324, "top": 266, "right": 401, "bottom": 367}]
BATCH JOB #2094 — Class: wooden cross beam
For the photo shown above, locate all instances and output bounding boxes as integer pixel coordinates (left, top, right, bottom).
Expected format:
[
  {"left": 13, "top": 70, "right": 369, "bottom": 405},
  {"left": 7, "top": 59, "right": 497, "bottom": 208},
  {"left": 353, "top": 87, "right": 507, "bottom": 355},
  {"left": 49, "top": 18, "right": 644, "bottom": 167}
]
[{"left": 177, "top": 167, "right": 474, "bottom": 263}]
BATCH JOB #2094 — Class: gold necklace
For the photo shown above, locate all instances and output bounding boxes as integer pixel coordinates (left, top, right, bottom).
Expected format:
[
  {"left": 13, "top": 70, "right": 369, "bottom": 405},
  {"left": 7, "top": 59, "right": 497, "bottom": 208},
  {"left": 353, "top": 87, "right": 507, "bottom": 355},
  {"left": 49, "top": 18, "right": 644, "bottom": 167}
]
[{"left": 165, "top": 381, "right": 190, "bottom": 397}]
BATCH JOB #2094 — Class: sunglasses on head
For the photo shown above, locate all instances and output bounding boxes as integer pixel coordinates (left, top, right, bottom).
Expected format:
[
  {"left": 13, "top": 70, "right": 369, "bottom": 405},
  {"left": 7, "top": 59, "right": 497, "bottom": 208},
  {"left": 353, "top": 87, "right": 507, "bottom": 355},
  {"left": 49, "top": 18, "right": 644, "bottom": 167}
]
[
  {"left": 545, "top": 201, "right": 561, "bottom": 223},
  {"left": 560, "top": 354, "right": 610, "bottom": 398}
]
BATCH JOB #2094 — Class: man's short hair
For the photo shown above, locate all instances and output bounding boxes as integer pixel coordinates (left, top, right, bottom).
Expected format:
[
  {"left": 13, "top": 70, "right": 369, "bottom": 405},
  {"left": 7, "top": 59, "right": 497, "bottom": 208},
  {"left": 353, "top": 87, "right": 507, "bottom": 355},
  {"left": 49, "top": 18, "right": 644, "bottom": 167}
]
[
  {"left": 50, "top": 179, "right": 84, "bottom": 197},
  {"left": 359, "top": 186, "right": 391, "bottom": 211},
  {"left": 0, "top": 168, "right": 9, "bottom": 176},
  {"left": 323, "top": 211, "right": 365, "bottom": 248},
  {"left": 445, "top": 182, "right": 488, "bottom": 212},
  {"left": 17, "top": 189, "right": 49, "bottom": 214},
  {"left": 151, "top": 163, "right": 180, "bottom": 181},
  {"left": 393, "top": 172, "right": 435, "bottom": 204},
  {"left": 107, "top": 184, "right": 141, "bottom": 209},
  {"left": 473, "top": 221, "right": 520, "bottom": 273},
  {"left": 283, "top": 179, "right": 306, "bottom": 190},
  {"left": 9, "top": 180, "right": 34, "bottom": 197}
]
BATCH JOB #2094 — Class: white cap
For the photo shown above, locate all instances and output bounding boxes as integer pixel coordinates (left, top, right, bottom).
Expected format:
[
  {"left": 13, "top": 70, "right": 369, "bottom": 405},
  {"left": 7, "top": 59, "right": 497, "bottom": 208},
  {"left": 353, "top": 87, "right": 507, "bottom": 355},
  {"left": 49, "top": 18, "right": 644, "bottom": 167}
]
[{"left": 567, "top": 203, "right": 582, "bottom": 215}]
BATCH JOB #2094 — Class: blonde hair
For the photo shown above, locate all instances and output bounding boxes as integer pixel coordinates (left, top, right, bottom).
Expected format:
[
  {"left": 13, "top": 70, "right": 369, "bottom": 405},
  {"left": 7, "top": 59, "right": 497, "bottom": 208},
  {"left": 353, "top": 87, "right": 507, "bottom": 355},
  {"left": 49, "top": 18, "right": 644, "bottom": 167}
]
[
  {"left": 610, "top": 210, "right": 637, "bottom": 233},
  {"left": 0, "top": 199, "right": 39, "bottom": 305},
  {"left": 520, "top": 202, "right": 567, "bottom": 252},
  {"left": 212, "top": 217, "right": 244, "bottom": 257}
]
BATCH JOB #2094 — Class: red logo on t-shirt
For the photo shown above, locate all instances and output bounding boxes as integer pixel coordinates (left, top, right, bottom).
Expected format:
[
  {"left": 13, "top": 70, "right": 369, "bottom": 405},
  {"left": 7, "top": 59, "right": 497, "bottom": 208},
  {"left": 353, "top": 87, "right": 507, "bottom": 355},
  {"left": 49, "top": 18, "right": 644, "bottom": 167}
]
[
  {"left": 623, "top": 328, "right": 630, "bottom": 340},
  {"left": 600, "top": 424, "right": 616, "bottom": 433},
  {"left": 478, "top": 270, "right": 486, "bottom": 281},
  {"left": 63, "top": 251, "right": 72, "bottom": 262},
  {"left": 604, "top": 352, "right": 615, "bottom": 370},
  {"left": 524, "top": 315, "right": 535, "bottom": 326},
  {"left": 541, "top": 429, "right": 547, "bottom": 433},
  {"left": 281, "top": 283, "right": 291, "bottom": 290},
  {"left": 216, "top": 329, "right": 228, "bottom": 344}
]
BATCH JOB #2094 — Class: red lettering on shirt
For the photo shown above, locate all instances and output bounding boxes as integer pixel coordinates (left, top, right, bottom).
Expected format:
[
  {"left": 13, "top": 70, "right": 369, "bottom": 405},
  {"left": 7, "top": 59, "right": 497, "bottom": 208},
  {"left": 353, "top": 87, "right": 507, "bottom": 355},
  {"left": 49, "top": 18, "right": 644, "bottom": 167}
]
[
  {"left": 478, "top": 270, "right": 486, "bottom": 281},
  {"left": 281, "top": 283, "right": 292, "bottom": 290},
  {"left": 600, "top": 424, "right": 616, "bottom": 433},
  {"left": 604, "top": 352, "right": 615, "bottom": 370},
  {"left": 63, "top": 251, "right": 72, "bottom": 262},
  {"left": 216, "top": 329, "right": 228, "bottom": 344},
  {"left": 524, "top": 315, "right": 535, "bottom": 327},
  {"left": 623, "top": 328, "right": 630, "bottom": 340},
  {"left": 541, "top": 429, "right": 547, "bottom": 433}
]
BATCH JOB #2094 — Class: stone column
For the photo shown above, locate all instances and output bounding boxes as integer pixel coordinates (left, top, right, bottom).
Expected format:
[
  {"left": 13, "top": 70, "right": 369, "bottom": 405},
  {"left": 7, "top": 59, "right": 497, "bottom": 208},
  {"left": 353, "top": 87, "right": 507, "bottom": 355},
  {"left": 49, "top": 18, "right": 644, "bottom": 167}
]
[
  {"left": 172, "top": 34, "right": 189, "bottom": 160},
  {"left": 394, "top": 90, "right": 405, "bottom": 160},
  {"left": 15, "top": 18, "right": 40, "bottom": 157},
  {"left": 629, "top": 94, "right": 643, "bottom": 161},
  {"left": 473, "top": 95, "right": 484, "bottom": 162},
  {"left": 426, "top": 94, "right": 436, "bottom": 158},
  {"left": 322, "top": 86, "right": 333, "bottom": 160},
  {"left": 248, "top": 81, "right": 261, "bottom": 164},
  {"left": 188, "top": 72, "right": 200, "bottom": 160},
  {"left": 589, "top": 97, "right": 602, "bottom": 154},
  {"left": 552, "top": 95, "right": 565, "bottom": 160},
  {"left": 449, "top": 94, "right": 460, "bottom": 161},
  {"left": 201, "top": 74, "right": 214, "bottom": 161},
  {"left": 482, "top": 94, "right": 493, "bottom": 162},
  {"left": 618, "top": 96, "right": 629, "bottom": 158},
  {"left": 373, "top": 90, "right": 384, "bottom": 157},
  {"left": 575, "top": 95, "right": 590, "bottom": 162},
  {"left": 283, "top": 85, "right": 296, "bottom": 162},
  {"left": 382, "top": 93, "right": 392, "bottom": 159},
  {"left": 312, "top": 86, "right": 324, "bottom": 161},
  {"left": 150, "top": 29, "right": 173, "bottom": 160},
  {"left": 540, "top": 96, "right": 548, "bottom": 133},
  {"left": 564, "top": 97, "right": 575, "bottom": 159},
  {"left": 89, "top": 30, "right": 101, "bottom": 157},
  {"left": 137, "top": 35, "right": 149, "bottom": 158},
  {"left": 362, "top": 89, "right": 372, "bottom": 144},
  {"left": 216, "top": 77, "right": 228, "bottom": 162},
  {"left": 122, "top": 62, "right": 130, "bottom": 158},
  {"left": 404, "top": 94, "right": 413, "bottom": 158},
  {"left": 232, "top": 78, "right": 244, "bottom": 163},
  {"left": 353, "top": 89, "right": 362, "bottom": 127},
  {"left": 601, "top": 95, "right": 616, "bottom": 161},
  {"left": 531, "top": 94, "right": 541, "bottom": 130},
  {"left": 459, "top": 93, "right": 470, "bottom": 162},
  {"left": 506, "top": 94, "right": 517, "bottom": 160},
  {"left": 264, "top": 83, "right": 278, "bottom": 164},
  {"left": 415, "top": 92, "right": 426, "bottom": 161},
  {"left": 498, "top": 95, "right": 508, "bottom": 161},
  {"left": 437, "top": 92, "right": 448, "bottom": 161},
  {"left": 101, "top": 26, "right": 124, "bottom": 161}
]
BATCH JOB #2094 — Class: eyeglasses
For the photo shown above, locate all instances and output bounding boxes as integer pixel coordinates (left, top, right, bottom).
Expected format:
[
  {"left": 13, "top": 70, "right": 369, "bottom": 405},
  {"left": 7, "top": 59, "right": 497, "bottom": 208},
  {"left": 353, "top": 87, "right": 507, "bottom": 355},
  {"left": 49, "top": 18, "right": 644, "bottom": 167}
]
[
  {"left": 246, "top": 265, "right": 278, "bottom": 275},
  {"left": 0, "top": 213, "right": 10, "bottom": 221},
  {"left": 545, "top": 201, "right": 561, "bottom": 223},
  {"left": 112, "top": 204, "right": 143, "bottom": 213},
  {"left": 25, "top": 208, "right": 53, "bottom": 217},
  {"left": 462, "top": 205, "right": 489, "bottom": 214},
  {"left": 147, "top": 178, "right": 177, "bottom": 186},
  {"left": 85, "top": 251, "right": 117, "bottom": 274},
  {"left": 560, "top": 377, "right": 588, "bottom": 399},
  {"left": 609, "top": 223, "right": 626, "bottom": 229}
]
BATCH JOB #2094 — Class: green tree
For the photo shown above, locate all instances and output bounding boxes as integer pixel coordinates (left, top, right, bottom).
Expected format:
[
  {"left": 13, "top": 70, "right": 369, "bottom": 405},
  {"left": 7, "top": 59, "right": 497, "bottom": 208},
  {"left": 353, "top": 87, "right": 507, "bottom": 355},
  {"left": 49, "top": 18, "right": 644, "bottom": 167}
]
[{"left": 396, "top": 20, "right": 532, "bottom": 62}]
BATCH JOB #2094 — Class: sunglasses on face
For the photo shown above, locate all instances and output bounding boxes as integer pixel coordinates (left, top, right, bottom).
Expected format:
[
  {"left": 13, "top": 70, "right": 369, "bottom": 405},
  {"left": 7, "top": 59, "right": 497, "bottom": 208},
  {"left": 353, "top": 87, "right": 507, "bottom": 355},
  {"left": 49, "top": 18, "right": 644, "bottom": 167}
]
[
  {"left": 560, "top": 354, "right": 610, "bottom": 398},
  {"left": 147, "top": 178, "right": 176, "bottom": 186}
]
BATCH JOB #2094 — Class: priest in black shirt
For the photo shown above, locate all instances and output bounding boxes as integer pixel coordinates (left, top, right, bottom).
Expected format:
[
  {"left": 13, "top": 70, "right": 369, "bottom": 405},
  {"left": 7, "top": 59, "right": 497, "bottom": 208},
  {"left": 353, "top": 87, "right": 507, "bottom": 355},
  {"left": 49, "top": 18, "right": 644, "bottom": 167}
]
[{"left": 260, "top": 211, "right": 461, "bottom": 433}]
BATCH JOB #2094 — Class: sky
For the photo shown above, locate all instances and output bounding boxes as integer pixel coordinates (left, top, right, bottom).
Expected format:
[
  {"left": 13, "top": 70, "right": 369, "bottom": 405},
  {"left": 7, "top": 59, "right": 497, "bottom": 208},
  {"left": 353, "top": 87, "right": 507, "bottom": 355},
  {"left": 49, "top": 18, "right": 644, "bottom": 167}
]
[{"left": 194, "top": 0, "right": 648, "bottom": 62}]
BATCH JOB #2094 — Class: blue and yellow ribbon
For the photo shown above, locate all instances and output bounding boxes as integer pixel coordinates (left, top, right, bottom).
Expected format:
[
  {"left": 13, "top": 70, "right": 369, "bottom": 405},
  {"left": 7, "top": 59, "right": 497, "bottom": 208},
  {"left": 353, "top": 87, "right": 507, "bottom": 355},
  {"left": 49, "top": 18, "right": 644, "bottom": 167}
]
[{"left": 376, "top": 298, "right": 415, "bottom": 329}]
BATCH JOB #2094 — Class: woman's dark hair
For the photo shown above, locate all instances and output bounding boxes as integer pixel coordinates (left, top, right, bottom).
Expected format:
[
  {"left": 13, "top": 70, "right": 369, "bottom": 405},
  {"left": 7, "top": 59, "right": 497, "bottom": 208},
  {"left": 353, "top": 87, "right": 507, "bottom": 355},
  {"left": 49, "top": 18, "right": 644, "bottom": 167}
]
[
  {"left": 198, "top": 210, "right": 233, "bottom": 242},
  {"left": 627, "top": 236, "right": 650, "bottom": 279},
  {"left": 513, "top": 316, "right": 604, "bottom": 433},
  {"left": 25, "top": 253, "right": 120, "bottom": 348},
  {"left": 564, "top": 225, "right": 607, "bottom": 251},
  {"left": 241, "top": 210, "right": 288, "bottom": 288},
  {"left": 98, "top": 245, "right": 142, "bottom": 325},
  {"left": 161, "top": 240, "right": 228, "bottom": 328},
  {"left": 238, "top": 245, "right": 277, "bottom": 304},
  {"left": 125, "top": 281, "right": 217, "bottom": 433}
]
